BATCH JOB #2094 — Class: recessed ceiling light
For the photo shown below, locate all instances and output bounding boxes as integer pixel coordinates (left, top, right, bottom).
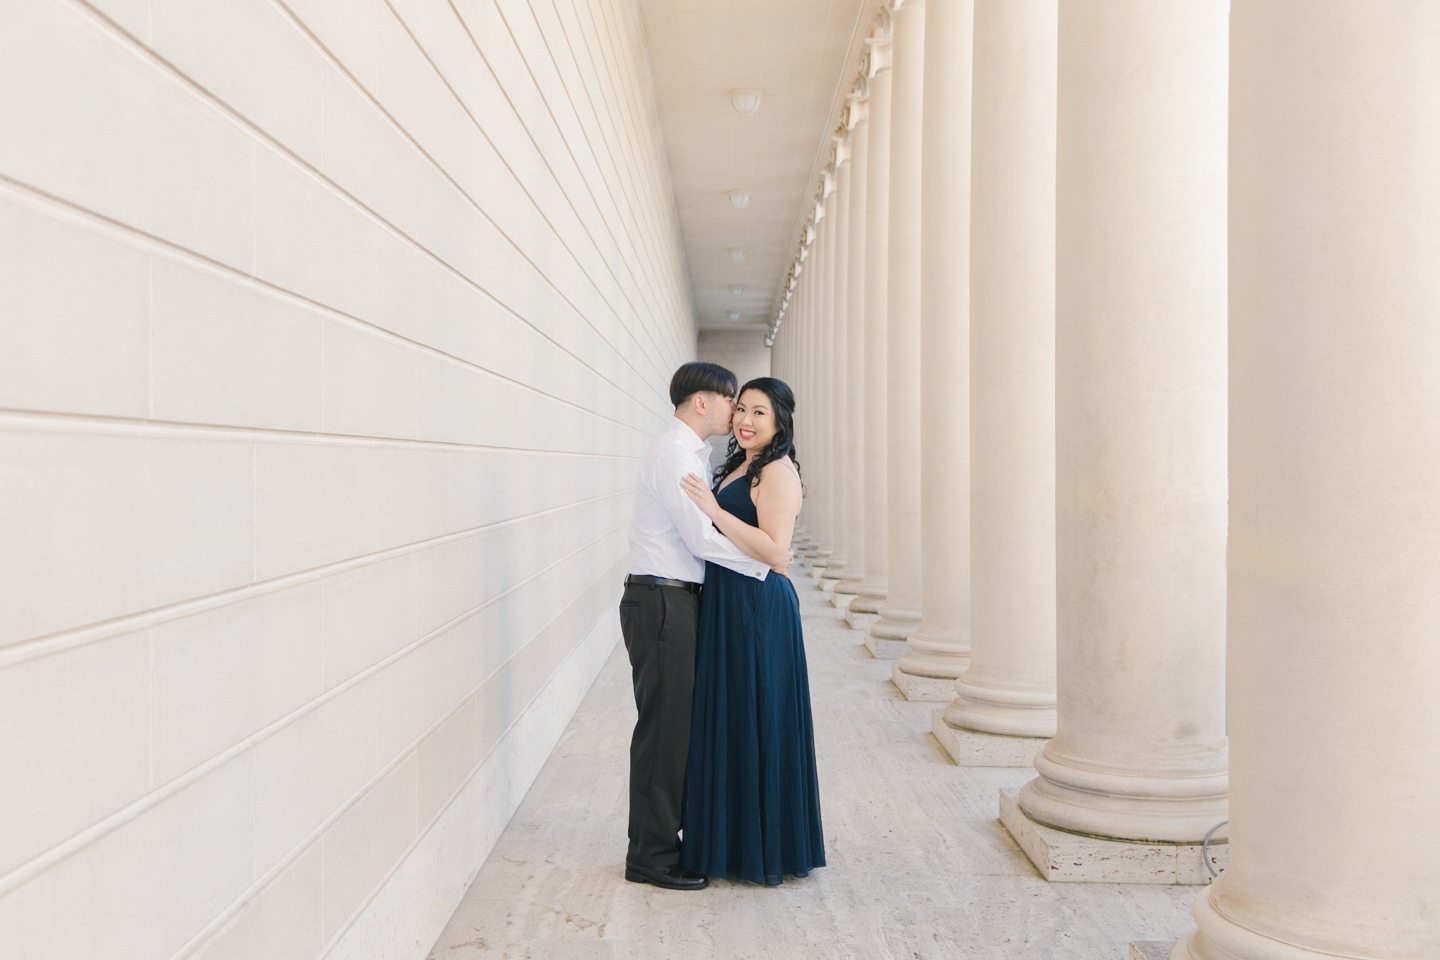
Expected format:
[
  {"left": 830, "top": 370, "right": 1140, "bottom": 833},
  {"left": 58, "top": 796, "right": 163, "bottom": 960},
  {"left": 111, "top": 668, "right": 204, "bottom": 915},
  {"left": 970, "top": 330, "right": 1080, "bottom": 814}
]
[
  {"left": 730, "top": 285, "right": 745, "bottom": 296},
  {"left": 728, "top": 191, "right": 751, "bottom": 209},
  {"left": 729, "top": 248, "right": 747, "bottom": 260},
  {"left": 730, "top": 89, "right": 763, "bottom": 115},
  {"left": 729, "top": 311, "right": 741, "bottom": 321}
]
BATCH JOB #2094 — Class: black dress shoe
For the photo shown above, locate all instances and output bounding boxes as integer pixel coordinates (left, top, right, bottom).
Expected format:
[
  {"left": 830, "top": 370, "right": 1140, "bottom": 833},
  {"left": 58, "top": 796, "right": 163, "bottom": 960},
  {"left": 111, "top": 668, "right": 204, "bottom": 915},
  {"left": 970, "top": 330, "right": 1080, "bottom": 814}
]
[{"left": 624, "top": 863, "right": 709, "bottom": 890}]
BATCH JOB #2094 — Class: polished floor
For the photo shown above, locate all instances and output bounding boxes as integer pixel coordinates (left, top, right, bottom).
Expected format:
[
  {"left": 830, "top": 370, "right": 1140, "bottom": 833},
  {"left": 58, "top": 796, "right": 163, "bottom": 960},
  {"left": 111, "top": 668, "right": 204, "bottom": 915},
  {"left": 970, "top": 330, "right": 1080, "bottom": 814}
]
[{"left": 426, "top": 571, "right": 1197, "bottom": 960}]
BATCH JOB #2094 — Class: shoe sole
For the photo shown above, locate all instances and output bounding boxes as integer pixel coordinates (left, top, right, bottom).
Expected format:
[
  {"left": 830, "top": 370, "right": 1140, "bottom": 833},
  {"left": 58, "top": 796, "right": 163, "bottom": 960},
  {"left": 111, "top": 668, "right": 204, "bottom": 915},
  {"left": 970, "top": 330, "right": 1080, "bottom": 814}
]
[{"left": 624, "top": 867, "right": 708, "bottom": 890}]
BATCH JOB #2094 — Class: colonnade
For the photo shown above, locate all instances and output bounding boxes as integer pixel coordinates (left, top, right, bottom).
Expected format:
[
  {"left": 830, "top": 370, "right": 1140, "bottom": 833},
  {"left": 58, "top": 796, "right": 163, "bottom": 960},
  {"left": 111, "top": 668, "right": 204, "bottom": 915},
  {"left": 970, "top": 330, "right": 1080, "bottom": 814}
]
[{"left": 769, "top": 1, "right": 1439, "bottom": 957}]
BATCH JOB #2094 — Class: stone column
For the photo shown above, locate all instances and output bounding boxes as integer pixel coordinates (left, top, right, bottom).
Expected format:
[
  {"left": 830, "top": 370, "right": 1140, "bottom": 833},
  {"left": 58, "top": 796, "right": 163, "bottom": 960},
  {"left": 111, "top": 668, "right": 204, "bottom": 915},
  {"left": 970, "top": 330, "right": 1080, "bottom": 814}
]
[
  {"left": 846, "top": 17, "right": 893, "bottom": 633},
  {"left": 812, "top": 179, "right": 837, "bottom": 573},
  {"left": 894, "top": 0, "right": 972, "bottom": 700},
  {"left": 1176, "top": 6, "right": 1440, "bottom": 958},
  {"left": 934, "top": 0, "right": 1058, "bottom": 763},
  {"left": 1002, "top": 0, "right": 1230, "bottom": 882},
  {"left": 867, "top": 0, "right": 924, "bottom": 660},
  {"left": 822, "top": 139, "right": 851, "bottom": 590},
  {"left": 797, "top": 221, "right": 816, "bottom": 552},
  {"left": 834, "top": 88, "right": 869, "bottom": 606},
  {"left": 793, "top": 256, "right": 813, "bottom": 548}
]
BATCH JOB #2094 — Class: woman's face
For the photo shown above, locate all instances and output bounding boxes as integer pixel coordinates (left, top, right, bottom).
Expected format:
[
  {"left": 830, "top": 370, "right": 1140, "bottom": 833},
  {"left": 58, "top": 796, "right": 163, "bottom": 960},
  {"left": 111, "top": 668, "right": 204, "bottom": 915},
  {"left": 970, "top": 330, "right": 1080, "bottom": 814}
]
[{"left": 733, "top": 388, "right": 778, "bottom": 453}]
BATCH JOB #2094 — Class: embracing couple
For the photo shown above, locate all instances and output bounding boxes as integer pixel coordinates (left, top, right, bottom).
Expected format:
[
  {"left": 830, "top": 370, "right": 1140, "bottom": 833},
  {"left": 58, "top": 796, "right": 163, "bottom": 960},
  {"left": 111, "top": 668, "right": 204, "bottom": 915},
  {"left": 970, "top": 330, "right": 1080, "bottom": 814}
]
[{"left": 619, "top": 361, "right": 825, "bottom": 890}]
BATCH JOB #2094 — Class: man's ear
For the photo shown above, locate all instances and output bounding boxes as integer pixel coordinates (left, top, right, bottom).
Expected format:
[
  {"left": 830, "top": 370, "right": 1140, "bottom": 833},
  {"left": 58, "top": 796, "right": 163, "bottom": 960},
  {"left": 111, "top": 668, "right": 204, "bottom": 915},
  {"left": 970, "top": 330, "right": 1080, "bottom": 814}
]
[{"left": 690, "top": 393, "right": 707, "bottom": 416}]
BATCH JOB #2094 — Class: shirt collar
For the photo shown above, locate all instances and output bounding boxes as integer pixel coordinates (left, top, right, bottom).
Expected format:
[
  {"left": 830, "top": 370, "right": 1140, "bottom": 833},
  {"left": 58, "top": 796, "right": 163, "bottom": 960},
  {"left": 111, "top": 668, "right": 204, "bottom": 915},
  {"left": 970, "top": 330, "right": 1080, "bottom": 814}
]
[{"left": 667, "top": 415, "right": 709, "bottom": 452}]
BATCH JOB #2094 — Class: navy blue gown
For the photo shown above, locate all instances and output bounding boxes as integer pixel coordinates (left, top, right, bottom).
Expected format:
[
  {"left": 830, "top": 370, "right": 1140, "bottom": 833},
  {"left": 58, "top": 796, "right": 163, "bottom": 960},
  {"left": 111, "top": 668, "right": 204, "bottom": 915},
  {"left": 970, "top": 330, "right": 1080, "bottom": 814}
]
[{"left": 681, "top": 476, "right": 825, "bottom": 885}]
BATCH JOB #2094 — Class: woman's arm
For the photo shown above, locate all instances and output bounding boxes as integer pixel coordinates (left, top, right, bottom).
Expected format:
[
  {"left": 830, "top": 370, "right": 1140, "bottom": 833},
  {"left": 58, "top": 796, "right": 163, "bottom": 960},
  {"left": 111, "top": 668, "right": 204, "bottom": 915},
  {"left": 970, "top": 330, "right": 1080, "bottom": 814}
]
[{"left": 680, "top": 461, "right": 802, "bottom": 569}]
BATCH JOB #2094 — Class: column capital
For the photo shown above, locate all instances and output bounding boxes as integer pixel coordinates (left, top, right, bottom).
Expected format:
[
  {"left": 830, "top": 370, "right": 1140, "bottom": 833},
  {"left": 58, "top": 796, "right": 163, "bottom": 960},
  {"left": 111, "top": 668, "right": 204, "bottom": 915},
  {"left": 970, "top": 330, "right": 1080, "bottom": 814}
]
[
  {"left": 840, "top": 80, "right": 864, "bottom": 127},
  {"left": 865, "top": 7, "right": 894, "bottom": 75},
  {"left": 834, "top": 132, "right": 851, "bottom": 167},
  {"left": 822, "top": 170, "right": 837, "bottom": 198},
  {"left": 865, "top": 35, "right": 893, "bottom": 75}
]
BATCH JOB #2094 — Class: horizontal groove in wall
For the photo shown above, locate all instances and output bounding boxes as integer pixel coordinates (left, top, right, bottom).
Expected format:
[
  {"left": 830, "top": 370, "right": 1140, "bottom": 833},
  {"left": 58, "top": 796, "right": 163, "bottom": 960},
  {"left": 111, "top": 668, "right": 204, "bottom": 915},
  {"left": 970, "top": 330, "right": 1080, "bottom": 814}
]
[
  {"left": 0, "top": 175, "right": 664, "bottom": 440},
  {"left": 171, "top": 554, "right": 627, "bottom": 960},
  {"left": 371, "top": 0, "right": 675, "bottom": 380},
  {"left": 314, "top": 556, "right": 627, "bottom": 960},
  {"left": 0, "top": 404, "right": 650, "bottom": 458},
  {"left": 0, "top": 521, "right": 629, "bottom": 899},
  {"left": 0, "top": 485, "right": 633, "bottom": 666},
  {"left": 56, "top": 0, "right": 675, "bottom": 419},
  {"left": 474, "top": 1, "right": 676, "bottom": 366}
]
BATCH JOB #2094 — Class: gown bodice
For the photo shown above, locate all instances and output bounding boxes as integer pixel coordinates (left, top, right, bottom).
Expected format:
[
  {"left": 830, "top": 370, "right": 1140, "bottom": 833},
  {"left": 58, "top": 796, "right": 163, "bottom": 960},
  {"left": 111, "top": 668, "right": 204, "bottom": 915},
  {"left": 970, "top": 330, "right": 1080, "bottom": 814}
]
[{"left": 714, "top": 473, "right": 759, "bottom": 528}]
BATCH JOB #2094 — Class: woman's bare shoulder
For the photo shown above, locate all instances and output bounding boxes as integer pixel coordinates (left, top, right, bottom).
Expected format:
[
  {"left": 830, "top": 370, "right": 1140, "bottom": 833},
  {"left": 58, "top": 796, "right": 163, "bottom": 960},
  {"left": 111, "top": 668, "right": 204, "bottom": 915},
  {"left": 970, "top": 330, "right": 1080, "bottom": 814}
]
[{"left": 758, "top": 457, "right": 802, "bottom": 491}]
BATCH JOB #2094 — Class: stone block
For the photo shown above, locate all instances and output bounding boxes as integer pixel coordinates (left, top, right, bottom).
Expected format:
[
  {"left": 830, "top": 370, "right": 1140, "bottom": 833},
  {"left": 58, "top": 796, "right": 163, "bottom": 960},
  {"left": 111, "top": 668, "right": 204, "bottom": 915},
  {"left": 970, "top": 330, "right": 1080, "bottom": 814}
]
[
  {"left": 891, "top": 664, "right": 956, "bottom": 701},
  {"left": 931, "top": 714, "right": 1045, "bottom": 767},
  {"left": 829, "top": 589, "right": 857, "bottom": 609},
  {"left": 864, "top": 633, "right": 909, "bottom": 659},
  {"left": 844, "top": 608, "right": 880, "bottom": 632},
  {"left": 999, "top": 790, "right": 1226, "bottom": 884},
  {"left": 820, "top": 577, "right": 840, "bottom": 597},
  {"left": 1129, "top": 943, "right": 1176, "bottom": 960}
]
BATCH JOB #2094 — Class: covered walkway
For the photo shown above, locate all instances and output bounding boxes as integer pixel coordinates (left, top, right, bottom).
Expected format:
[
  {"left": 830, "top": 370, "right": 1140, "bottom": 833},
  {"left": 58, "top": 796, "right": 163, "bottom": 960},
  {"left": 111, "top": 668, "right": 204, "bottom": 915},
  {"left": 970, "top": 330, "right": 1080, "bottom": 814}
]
[{"left": 428, "top": 573, "right": 1192, "bottom": 959}]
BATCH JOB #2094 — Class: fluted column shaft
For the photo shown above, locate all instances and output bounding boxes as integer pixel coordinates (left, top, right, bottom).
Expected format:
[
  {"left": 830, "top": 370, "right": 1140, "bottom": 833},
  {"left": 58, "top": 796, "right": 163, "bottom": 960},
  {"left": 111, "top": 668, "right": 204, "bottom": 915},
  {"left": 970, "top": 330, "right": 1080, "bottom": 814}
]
[
  {"left": 836, "top": 97, "right": 869, "bottom": 596},
  {"left": 815, "top": 182, "right": 837, "bottom": 561},
  {"left": 1178, "top": 6, "right": 1440, "bottom": 959},
  {"left": 824, "top": 148, "right": 851, "bottom": 579},
  {"left": 800, "top": 230, "right": 823, "bottom": 546},
  {"left": 943, "top": 0, "right": 1058, "bottom": 738},
  {"left": 795, "top": 261, "right": 812, "bottom": 544},
  {"left": 1018, "top": 0, "right": 1229, "bottom": 843},
  {"left": 850, "top": 28, "right": 893, "bottom": 615},
  {"left": 897, "top": 0, "right": 971, "bottom": 688},
  {"left": 869, "top": 0, "right": 925, "bottom": 645}
]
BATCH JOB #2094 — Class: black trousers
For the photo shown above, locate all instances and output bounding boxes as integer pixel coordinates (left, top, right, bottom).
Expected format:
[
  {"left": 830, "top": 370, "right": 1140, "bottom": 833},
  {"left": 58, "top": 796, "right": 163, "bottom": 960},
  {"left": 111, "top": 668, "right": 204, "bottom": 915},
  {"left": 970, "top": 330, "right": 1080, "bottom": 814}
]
[{"left": 619, "top": 581, "right": 700, "bottom": 868}]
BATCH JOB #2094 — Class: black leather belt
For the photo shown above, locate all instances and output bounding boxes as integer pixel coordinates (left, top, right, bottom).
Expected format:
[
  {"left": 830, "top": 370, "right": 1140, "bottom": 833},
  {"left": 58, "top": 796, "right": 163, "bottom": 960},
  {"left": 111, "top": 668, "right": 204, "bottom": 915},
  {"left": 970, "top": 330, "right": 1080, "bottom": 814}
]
[{"left": 625, "top": 574, "right": 702, "bottom": 594}]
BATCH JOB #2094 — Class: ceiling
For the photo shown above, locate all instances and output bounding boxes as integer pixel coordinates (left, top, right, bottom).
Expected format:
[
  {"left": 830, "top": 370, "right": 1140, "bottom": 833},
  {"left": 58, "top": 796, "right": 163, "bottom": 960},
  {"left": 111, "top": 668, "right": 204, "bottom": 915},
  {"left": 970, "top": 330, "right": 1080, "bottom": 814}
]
[{"left": 636, "top": 0, "right": 881, "bottom": 331}]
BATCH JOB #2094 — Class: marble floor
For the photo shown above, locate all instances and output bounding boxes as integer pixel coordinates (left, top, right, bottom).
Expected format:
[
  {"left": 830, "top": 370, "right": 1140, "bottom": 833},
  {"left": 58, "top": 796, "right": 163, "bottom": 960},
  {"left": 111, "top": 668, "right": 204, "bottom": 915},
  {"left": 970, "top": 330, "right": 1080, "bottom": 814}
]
[{"left": 427, "top": 573, "right": 1197, "bottom": 960}]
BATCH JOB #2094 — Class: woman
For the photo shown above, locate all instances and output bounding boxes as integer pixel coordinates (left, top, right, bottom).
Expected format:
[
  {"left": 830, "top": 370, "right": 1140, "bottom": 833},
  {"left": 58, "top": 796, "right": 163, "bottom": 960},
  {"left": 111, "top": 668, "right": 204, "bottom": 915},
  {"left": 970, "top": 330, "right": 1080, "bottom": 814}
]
[{"left": 677, "top": 377, "right": 825, "bottom": 885}]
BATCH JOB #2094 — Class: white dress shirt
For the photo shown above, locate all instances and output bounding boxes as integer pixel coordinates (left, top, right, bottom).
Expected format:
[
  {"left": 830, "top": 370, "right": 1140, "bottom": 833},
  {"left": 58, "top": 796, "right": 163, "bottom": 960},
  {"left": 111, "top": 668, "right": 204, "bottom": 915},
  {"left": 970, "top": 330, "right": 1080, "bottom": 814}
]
[{"left": 628, "top": 417, "right": 769, "bottom": 584}]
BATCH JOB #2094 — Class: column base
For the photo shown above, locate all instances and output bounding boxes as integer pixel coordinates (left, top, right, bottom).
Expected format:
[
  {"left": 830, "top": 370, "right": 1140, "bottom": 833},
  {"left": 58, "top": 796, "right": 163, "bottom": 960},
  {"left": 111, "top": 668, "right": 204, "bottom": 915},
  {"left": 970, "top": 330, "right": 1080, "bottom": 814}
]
[
  {"left": 807, "top": 563, "right": 828, "bottom": 581},
  {"left": 1173, "top": 880, "right": 1369, "bottom": 960},
  {"left": 830, "top": 589, "right": 856, "bottom": 608},
  {"left": 999, "top": 790, "right": 1226, "bottom": 885},
  {"left": 1129, "top": 943, "right": 1175, "bottom": 960},
  {"left": 865, "top": 633, "right": 909, "bottom": 659},
  {"left": 849, "top": 591, "right": 883, "bottom": 612},
  {"left": 931, "top": 713, "right": 1044, "bottom": 766},
  {"left": 820, "top": 577, "right": 841, "bottom": 597},
  {"left": 891, "top": 663, "right": 956, "bottom": 701},
  {"left": 845, "top": 607, "right": 880, "bottom": 632}
]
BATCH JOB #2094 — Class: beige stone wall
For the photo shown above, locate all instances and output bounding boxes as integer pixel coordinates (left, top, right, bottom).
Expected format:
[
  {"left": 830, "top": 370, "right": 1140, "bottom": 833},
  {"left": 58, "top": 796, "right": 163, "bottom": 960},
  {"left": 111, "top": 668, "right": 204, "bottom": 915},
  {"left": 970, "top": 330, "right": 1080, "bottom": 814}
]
[{"left": 0, "top": 1, "right": 692, "bottom": 958}]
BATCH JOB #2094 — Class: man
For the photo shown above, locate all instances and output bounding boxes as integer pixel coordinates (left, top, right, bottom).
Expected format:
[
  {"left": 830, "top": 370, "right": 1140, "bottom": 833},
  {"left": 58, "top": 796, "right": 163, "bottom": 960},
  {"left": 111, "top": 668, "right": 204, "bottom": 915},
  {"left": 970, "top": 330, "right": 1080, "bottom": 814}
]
[{"left": 620, "top": 361, "right": 789, "bottom": 890}]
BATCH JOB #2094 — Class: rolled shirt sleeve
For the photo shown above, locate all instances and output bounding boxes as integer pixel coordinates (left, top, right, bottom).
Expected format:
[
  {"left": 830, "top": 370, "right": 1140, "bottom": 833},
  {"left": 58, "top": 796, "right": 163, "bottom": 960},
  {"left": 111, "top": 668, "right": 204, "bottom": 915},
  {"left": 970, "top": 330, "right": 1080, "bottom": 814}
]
[{"left": 655, "top": 451, "right": 769, "bottom": 581}]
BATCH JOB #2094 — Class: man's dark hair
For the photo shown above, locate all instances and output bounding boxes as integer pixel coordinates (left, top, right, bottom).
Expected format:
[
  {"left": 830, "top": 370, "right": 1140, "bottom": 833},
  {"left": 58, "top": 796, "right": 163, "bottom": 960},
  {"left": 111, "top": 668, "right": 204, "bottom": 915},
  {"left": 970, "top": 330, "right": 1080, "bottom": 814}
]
[{"left": 669, "top": 361, "right": 738, "bottom": 408}]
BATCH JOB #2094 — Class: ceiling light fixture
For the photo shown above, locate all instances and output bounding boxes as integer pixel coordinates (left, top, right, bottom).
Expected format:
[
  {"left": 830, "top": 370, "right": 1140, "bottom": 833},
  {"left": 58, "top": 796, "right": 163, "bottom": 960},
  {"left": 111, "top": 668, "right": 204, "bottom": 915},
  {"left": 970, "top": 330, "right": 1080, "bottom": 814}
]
[
  {"left": 729, "top": 248, "right": 747, "bottom": 260},
  {"left": 730, "top": 89, "right": 763, "bottom": 115},
  {"left": 728, "top": 191, "right": 751, "bottom": 209},
  {"left": 730, "top": 285, "right": 745, "bottom": 296},
  {"left": 729, "top": 311, "right": 741, "bottom": 321}
]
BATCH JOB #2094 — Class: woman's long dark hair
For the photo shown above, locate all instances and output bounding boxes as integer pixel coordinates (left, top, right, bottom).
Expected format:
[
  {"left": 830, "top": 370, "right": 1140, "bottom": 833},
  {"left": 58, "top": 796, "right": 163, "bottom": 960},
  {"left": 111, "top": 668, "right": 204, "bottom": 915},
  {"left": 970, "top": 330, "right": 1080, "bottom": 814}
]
[{"left": 713, "top": 377, "right": 803, "bottom": 490}]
